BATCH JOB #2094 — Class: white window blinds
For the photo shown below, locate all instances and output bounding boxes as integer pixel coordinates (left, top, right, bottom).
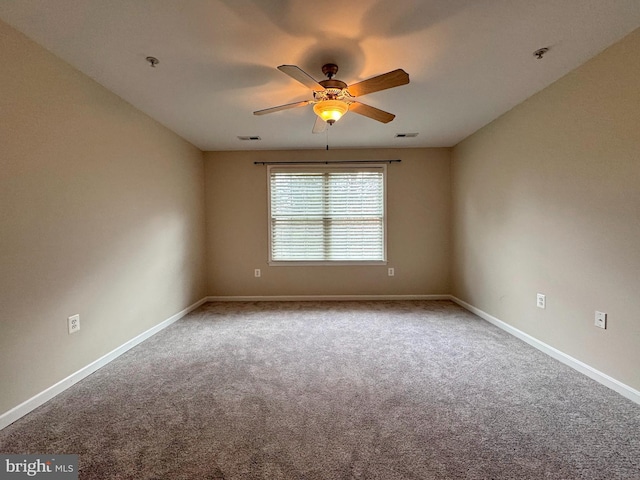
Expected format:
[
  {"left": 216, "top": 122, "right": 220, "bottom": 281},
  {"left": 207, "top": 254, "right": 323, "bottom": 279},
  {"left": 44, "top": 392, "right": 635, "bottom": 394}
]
[{"left": 268, "top": 165, "right": 386, "bottom": 263}]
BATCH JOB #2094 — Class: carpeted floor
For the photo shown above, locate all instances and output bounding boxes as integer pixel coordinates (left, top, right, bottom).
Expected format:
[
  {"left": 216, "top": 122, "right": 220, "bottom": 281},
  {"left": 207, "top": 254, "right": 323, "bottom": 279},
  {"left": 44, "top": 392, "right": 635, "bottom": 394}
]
[{"left": 1, "top": 300, "right": 639, "bottom": 479}]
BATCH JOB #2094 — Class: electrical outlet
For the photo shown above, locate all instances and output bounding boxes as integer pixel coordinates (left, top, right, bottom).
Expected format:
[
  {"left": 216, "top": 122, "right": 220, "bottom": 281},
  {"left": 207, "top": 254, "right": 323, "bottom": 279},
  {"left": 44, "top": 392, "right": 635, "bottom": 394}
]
[
  {"left": 388, "top": 267, "right": 395, "bottom": 277},
  {"left": 536, "top": 293, "right": 546, "bottom": 309},
  {"left": 595, "top": 311, "right": 607, "bottom": 329},
  {"left": 68, "top": 314, "right": 80, "bottom": 334},
  {"left": 254, "top": 269, "right": 261, "bottom": 278}
]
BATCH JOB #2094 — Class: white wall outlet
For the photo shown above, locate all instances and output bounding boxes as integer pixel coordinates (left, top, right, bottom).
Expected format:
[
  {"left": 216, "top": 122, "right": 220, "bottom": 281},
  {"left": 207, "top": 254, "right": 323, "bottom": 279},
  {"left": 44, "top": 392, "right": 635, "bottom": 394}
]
[
  {"left": 536, "top": 293, "right": 546, "bottom": 309},
  {"left": 388, "top": 267, "right": 395, "bottom": 277},
  {"left": 254, "top": 269, "right": 261, "bottom": 278},
  {"left": 68, "top": 314, "right": 80, "bottom": 334},
  {"left": 595, "top": 311, "right": 607, "bottom": 329}
]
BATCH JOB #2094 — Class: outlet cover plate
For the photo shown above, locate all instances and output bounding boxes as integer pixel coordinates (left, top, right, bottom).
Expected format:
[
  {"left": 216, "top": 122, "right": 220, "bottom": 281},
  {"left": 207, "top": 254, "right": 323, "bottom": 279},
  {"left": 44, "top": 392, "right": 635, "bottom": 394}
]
[
  {"left": 536, "top": 293, "right": 546, "bottom": 309},
  {"left": 68, "top": 314, "right": 80, "bottom": 334}
]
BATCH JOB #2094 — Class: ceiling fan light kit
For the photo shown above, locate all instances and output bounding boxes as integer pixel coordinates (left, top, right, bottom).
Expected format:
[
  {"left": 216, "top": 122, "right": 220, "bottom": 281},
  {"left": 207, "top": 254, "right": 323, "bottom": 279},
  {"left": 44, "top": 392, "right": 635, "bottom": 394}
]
[
  {"left": 313, "top": 99, "right": 350, "bottom": 124},
  {"left": 254, "top": 63, "right": 409, "bottom": 132}
]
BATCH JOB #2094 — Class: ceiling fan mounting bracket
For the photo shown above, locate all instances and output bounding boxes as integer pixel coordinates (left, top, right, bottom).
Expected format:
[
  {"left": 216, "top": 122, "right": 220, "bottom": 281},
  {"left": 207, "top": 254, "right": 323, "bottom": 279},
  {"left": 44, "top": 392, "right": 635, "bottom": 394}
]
[{"left": 321, "top": 63, "right": 339, "bottom": 79}]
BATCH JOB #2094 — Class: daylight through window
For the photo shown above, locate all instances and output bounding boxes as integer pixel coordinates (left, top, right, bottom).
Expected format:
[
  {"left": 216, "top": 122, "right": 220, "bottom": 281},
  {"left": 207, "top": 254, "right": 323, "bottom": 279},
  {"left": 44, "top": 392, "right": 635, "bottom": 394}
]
[{"left": 268, "top": 165, "right": 386, "bottom": 264}]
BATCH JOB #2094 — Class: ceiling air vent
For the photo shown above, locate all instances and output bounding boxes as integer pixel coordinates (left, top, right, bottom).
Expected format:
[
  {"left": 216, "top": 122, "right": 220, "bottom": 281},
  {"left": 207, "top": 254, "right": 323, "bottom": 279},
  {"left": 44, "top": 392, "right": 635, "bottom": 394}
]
[
  {"left": 395, "top": 133, "right": 418, "bottom": 138},
  {"left": 237, "top": 136, "right": 261, "bottom": 141}
]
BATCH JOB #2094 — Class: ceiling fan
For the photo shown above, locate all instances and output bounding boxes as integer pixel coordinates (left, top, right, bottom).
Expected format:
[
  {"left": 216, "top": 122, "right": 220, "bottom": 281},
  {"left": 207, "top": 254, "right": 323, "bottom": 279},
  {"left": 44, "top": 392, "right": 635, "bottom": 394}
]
[{"left": 254, "top": 64, "right": 410, "bottom": 133}]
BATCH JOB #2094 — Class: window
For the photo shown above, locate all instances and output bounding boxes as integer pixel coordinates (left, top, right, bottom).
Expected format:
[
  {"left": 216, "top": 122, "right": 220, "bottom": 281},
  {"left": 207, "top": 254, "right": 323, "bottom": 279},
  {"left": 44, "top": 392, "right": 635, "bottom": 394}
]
[{"left": 268, "top": 165, "right": 386, "bottom": 264}]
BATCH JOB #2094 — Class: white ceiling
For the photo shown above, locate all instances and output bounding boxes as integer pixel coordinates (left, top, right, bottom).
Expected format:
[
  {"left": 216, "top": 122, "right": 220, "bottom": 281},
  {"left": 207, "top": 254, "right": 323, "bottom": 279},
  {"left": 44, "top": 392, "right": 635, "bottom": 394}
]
[{"left": 2, "top": 1, "right": 639, "bottom": 151}]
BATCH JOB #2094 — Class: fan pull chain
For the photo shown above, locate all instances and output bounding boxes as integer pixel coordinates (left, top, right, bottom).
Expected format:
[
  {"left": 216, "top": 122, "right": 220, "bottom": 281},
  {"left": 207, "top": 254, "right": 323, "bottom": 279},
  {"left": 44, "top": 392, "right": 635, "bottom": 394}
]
[{"left": 326, "top": 125, "right": 330, "bottom": 151}]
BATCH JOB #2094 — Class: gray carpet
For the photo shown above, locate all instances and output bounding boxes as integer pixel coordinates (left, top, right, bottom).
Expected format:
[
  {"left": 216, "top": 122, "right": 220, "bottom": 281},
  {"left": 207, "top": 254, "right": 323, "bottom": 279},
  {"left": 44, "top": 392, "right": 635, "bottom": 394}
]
[{"left": 1, "top": 301, "right": 639, "bottom": 479}]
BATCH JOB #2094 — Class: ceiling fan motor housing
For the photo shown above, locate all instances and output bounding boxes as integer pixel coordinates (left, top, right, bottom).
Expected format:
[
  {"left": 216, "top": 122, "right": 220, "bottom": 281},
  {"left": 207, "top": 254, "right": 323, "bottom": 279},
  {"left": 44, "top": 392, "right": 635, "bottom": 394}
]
[
  {"left": 314, "top": 64, "right": 355, "bottom": 124},
  {"left": 314, "top": 87, "right": 353, "bottom": 103},
  {"left": 319, "top": 79, "right": 348, "bottom": 90}
]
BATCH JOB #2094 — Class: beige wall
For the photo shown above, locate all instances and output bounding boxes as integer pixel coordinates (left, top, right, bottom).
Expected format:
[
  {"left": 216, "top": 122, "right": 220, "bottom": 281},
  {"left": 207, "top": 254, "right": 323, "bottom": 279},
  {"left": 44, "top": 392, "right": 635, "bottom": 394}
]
[
  {"left": 205, "top": 148, "right": 451, "bottom": 297},
  {"left": 2, "top": 13, "right": 638, "bottom": 421},
  {"left": 451, "top": 29, "right": 640, "bottom": 391},
  {"left": 0, "top": 20, "right": 207, "bottom": 414}
]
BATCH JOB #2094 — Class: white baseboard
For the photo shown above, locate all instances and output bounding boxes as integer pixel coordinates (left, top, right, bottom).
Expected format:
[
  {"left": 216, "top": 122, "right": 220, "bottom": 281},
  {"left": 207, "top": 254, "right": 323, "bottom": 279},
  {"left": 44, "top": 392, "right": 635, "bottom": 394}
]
[
  {"left": 450, "top": 296, "right": 640, "bottom": 405},
  {"left": 206, "top": 294, "right": 450, "bottom": 302},
  {"left": 0, "top": 297, "right": 208, "bottom": 431},
  {"left": 3, "top": 294, "right": 637, "bottom": 431}
]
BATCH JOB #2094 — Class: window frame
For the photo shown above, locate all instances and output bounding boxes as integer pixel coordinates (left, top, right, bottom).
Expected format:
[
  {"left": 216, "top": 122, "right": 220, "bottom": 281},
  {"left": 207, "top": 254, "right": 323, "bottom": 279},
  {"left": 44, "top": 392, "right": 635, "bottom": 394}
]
[{"left": 267, "top": 164, "right": 388, "bottom": 266}]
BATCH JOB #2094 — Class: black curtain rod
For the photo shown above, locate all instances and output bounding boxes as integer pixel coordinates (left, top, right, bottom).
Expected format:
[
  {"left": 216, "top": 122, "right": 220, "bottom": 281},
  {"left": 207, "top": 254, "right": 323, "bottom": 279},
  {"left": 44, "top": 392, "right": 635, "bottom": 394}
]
[{"left": 254, "top": 160, "right": 401, "bottom": 165}]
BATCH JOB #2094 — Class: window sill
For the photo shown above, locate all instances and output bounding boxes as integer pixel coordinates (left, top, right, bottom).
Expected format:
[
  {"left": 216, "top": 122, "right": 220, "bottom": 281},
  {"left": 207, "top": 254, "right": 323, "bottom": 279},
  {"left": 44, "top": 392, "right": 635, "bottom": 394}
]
[{"left": 268, "top": 260, "right": 387, "bottom": 266}]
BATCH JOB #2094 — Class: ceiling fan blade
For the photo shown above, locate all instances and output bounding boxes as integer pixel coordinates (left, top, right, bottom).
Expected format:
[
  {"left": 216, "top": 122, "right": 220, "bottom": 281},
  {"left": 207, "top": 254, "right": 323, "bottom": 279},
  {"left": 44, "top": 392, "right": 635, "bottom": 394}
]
[
  {"left": 347, "top": 69, "right": 409, "bottom": 97},
  {"left": 253, "top": 100, "right": 311, "bottom": 116},
  {"left": 312, "top": 115, "right": 327, "bottom": 134},
  {"left": 349, "top": 102, "right": 396, "bottom": 123},
  {"left": 277, "top": 65, "right": 325, "bottom": 91}
]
